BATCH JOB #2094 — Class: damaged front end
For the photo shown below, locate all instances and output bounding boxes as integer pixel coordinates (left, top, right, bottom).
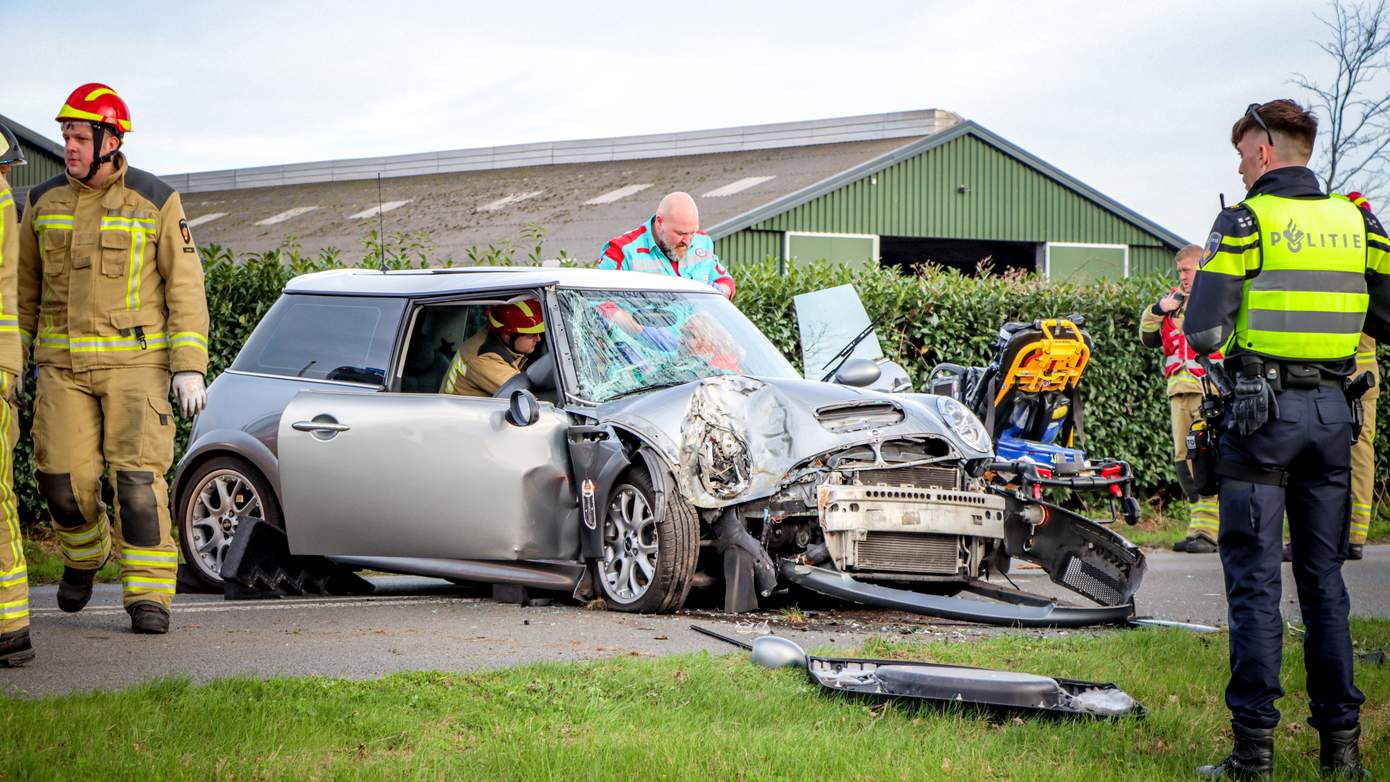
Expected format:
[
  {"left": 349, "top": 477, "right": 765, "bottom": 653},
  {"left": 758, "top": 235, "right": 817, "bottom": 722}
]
[{"left": 671, "top": 375, "right": 1145, "bottom": 627}]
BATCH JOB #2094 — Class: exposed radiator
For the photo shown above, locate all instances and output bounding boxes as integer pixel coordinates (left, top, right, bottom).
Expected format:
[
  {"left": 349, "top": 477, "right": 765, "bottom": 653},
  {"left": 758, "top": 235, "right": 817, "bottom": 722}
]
[
  {"left": 857, "top": 465, "right": 958, "bottom": 490},
  {"left": 855, "top": 532, "right": 961, "bottom": 574}
]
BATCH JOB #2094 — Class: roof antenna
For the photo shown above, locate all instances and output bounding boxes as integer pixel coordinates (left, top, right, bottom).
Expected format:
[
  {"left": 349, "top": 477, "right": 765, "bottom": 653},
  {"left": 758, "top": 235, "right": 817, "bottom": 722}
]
[{"left": 376, "top": 172, "right": 388, "bottom": 274}]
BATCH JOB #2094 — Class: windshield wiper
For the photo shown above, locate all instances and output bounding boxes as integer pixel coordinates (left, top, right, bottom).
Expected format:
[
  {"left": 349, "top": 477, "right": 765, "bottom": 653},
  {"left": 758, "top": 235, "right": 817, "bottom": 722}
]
[{"left": 819, "top": 318, "right": 878, "bottom": 382}]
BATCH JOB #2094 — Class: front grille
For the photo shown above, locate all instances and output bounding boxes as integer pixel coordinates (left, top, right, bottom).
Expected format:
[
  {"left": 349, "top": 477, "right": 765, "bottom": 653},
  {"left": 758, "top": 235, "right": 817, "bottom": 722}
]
[
  {"left": 855, "top": 532, "right": 961, "bottom": 574},
  {"left": 857, "top": 465, "right": 958, "bottom": 490}
]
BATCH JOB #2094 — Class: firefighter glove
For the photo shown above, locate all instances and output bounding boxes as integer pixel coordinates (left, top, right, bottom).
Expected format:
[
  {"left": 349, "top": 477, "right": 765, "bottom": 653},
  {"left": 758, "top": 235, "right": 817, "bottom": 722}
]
[
  {"left": 172, "top": 372, "right": 207, "bottom": 418},
  {"left": 1231, "top": 375, "right": 1277, "bottom": 435}
]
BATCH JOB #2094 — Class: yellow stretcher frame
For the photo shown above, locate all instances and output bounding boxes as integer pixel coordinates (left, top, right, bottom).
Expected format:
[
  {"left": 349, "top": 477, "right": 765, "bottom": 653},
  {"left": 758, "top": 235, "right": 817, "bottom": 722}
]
[{"left": 992, "top": 318, "right": 1091, "bottom": 408}]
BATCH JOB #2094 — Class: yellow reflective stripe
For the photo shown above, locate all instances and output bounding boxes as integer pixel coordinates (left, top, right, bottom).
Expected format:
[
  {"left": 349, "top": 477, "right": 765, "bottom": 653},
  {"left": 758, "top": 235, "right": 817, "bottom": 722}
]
[
  {"left": 441, "top": 354, "right": 467, "bottom": 393},
  {"left": 69, "top": 332, "right": 168, "bottom": 353},
  {"left": 18, "top": 329, "right": 33, "bottom": 348},
  {"left": 99, "top": 218, "right": 157, "bottom": 311},
  {"left": 122, "top": 577, "right": 175, "bottom": 594},
  {"left": 0, "top": 190, "right": 12, "bottom": 209},
  {"left": 1247, "top": 289, "right": 1370, "bottom": 314},
  {"left": 119, "top": 548, "right": 177, "bottom": 567},
  {"left": 35, "top": 330, "right": 69, "bottom": 349},
  {"left": 55, "top": 525, "right": 102, "bottom": 545},
  {"left": 57, "top": 104, "right": 132, "bottom": 132},
  {"left": 33, "top": 215, "right": 75, "bottom": 231},
  {"left": 99, "top": 217, "right": 156, "bottom": 230},
  {"left": 0, "top": 570, "right": 26, "bottom": 588},
  {"left": 61, "top": 538, "right": 110, "bottom": 562},
  {"left": 0, "top": 598, "right": 28, "bottom": 620},
  {"left": 171, "top": 332, "right": 208, "bottom": 352}
]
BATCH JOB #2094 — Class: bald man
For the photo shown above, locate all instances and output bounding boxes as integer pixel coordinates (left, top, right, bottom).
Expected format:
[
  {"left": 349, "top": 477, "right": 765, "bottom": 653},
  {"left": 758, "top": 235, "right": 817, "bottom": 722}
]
[
  {"left": 1140, "top": 244, "right": 1223, "bottom": 552},
  {"left": 598, "top": 192, "right": 735, "bottom": 299}
]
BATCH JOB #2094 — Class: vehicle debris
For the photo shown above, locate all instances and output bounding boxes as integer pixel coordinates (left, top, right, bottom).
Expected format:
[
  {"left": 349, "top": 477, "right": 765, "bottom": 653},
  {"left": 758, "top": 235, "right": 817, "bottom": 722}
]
[{"left": 692, "top": 625, "right": 1145, "bottom": 719}]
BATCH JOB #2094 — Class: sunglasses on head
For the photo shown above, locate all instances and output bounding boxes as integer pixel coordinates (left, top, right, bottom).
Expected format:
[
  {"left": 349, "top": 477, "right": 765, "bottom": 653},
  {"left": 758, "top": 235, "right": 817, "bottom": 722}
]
[{"left": 1245, "top": 103, "right": 1274, "bottom": 147}]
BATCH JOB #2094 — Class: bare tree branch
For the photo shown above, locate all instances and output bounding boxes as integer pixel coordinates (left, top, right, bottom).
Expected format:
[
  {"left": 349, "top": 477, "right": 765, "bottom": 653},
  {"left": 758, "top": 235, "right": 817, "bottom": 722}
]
[{"left": 1292, "top": 0, "right": 1390, "bottom": 200}]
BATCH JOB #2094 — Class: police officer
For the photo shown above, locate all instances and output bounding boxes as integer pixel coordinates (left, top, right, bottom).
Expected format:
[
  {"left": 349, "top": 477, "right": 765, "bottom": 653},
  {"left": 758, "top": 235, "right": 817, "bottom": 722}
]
[
  {"left": 1185, "top": 99, "right": 1390, "bottom": 779},
  {"left": 0, "top": 125, "right": 30, "bottom": 665},
  {"left": 17, "top": 84, "right": 210, "bottom": 635}
]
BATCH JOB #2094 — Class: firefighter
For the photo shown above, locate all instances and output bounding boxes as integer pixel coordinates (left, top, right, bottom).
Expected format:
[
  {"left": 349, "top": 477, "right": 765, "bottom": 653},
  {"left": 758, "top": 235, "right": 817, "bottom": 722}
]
[
  {"left": 439, "top": 300, "right": 544, "bottom": 397},
  {"left": 0, "top": 124, "right": 25, "bottom": 179},
  {"left": 1342, "top": 193, "right": 1380, "bottom": 562},
  {"left": 1140, "top": 243, "right": 1222, "bottom": 552},
  {"left": 0, "top": 125, "right": 30, "bottom": 665},
  {"left": 1185, "top": 99, "right": 1389, "bottom": 779},
  {"left": 17, "top": 84, "right": 209, "bottom": 635},
  {"left": 598, "top": 191, "right": 735, "bottom": 300}
]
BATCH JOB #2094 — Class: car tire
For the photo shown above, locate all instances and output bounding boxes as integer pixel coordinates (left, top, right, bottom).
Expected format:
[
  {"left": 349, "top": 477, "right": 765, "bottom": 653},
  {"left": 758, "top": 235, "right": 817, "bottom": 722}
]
[
  {"left": 594, "top": 468, "right": 698, "bottom": 613},
  {"left": 176, "top": 456, "right": 283, "bottom": 592}
]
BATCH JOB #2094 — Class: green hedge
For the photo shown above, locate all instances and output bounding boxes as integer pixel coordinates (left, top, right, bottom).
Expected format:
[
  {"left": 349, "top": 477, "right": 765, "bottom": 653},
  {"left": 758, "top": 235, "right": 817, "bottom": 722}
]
[{"left": 12, "top": 246, "right": 1389, "bottom": 526}]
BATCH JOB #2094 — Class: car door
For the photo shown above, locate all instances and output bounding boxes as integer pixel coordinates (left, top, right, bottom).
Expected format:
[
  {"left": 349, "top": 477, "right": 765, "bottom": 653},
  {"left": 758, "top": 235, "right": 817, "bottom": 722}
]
[{"left": 277, "top": 390, "right": 579, "bottom": 561}]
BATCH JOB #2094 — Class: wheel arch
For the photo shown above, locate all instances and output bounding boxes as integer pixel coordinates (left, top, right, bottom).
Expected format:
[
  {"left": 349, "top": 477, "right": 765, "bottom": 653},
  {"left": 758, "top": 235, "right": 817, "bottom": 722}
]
[{"left": 174, "top": 430, "right": 282, "bottom": 513}]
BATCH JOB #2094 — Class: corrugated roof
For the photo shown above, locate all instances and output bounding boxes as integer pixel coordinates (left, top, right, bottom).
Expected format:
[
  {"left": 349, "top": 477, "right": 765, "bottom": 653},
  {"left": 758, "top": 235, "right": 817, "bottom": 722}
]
[
  {"left": 0, "top": 113, "right": 63, "bottom": 159},
  {"left": 180, "top": 135, "right": 932, "bottom": 262}
]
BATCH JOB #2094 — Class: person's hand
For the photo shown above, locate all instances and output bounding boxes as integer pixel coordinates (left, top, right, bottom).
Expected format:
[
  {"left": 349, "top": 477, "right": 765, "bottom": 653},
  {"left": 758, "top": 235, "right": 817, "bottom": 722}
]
[
  {"left": 1158, "top": 293, "right": 1183, "bottom": 313},
  {"left": 0, "top": 371, "right": 17, "bottom": 404},
  {"left": 607, "top": 308, "right": 642, "bottom": 336},
  {"left": 171, "top": 372, "right": 207, "bottom": 418}
]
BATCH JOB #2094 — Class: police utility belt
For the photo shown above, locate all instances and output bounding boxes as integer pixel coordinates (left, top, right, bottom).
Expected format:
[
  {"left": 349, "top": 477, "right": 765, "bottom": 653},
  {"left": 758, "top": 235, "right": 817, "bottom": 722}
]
[{"left": 1175, "top": 355, "right": 1375, "bottom": 500}]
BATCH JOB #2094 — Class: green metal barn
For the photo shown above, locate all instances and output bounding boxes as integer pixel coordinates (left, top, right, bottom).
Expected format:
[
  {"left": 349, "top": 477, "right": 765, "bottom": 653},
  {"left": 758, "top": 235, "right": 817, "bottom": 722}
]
[{"left": 711, "top": 121, "right": 1184, "bottom": 280}]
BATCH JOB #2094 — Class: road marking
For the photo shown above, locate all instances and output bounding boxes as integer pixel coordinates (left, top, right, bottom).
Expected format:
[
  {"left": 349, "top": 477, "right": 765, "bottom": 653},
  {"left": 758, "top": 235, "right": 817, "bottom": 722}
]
[
  {"left": 585, "top": 184, "right": 652, "bottom": 205},
  {"left": 702, "top": 176, "right": 775, "bottom": 197},
  {"left": 349, "top": 200, "right": 412, "bottom": 219},
  {"left": 256, "top": 206, "right": 319, "bottom": 225},
  {"left": 478, "top": 191, "right": 543, "bottom": 212},
  {"left": 30, "top": 596, "right": 479, "bottom": 617},
  {"left": 187, "top": 212, "right": 227, "bottom": 227}
]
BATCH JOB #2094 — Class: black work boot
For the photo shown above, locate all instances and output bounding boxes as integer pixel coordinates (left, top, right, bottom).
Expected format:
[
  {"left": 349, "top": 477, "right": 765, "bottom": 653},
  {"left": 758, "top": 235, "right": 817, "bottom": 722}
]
[
  {"left": 1320, "top": 724, "right": 1369, "bottom": 778},
  {"left": 0, "top": 627, "right": 34, "bottom": 667},
  {"left": 1347, "top": 544, "right": 1364, "bottom": 561},
  {"left": 56, "top": 567, "right": 96, "bottom": 613},
  {"left": 127, "top": 601, "right": 169, "bottom": 635},
  {"left": 1197, "top": 721, "right": 1274, "bottom": 780}
]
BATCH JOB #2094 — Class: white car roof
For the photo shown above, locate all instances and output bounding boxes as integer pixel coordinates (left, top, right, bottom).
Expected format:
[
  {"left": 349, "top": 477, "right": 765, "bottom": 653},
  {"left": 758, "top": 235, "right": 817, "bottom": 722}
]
[{"left": 283, "top": 266, "right": 720, "bottom": 297}]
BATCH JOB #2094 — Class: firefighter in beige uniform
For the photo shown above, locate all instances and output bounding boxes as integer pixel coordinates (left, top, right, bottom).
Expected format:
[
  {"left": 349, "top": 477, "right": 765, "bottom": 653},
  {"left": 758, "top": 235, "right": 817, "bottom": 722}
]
[
  {"left": 1140, "top": 244, "right": 1222, "bottom": 552},
  {"left": 0, "top": 126, "right": 30, "bottom": 665},
  {"left": 17, "top": 84, "right": 208, "bottom": 634}
]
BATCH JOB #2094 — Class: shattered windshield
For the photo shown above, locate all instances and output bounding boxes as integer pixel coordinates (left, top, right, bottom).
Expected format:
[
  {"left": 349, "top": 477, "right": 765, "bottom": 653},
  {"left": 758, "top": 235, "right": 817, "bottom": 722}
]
[{"left": 558, "top": 288, "right": 799, "bottom": 402}]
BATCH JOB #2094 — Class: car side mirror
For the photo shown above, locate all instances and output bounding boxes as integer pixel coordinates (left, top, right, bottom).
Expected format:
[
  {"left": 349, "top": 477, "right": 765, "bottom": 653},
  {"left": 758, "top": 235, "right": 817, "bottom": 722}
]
[
  {"left": 832, "top": 357, "right": 881, "bottom": 388},
  {"left": 506, "top": 389, "right": 541, "bottom": 427}
]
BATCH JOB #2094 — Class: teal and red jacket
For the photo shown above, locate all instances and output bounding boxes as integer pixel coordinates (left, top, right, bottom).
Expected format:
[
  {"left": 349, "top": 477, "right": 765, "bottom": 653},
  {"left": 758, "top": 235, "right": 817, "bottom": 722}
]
[{"left": 597, "top": 216, "right": 735, "bottom": 298}]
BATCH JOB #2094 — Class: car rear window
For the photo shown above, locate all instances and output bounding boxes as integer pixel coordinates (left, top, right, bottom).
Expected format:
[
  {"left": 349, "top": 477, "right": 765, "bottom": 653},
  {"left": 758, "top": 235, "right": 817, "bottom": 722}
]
[{"left": 231, "top": 294, "right": 404, "bottom": 384}]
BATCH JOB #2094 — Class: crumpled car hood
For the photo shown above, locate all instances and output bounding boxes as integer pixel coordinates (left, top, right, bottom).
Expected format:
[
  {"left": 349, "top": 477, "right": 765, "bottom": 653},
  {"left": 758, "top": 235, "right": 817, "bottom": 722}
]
[{"left": 596, "top": 375, "right": 991, "bottom": 508}]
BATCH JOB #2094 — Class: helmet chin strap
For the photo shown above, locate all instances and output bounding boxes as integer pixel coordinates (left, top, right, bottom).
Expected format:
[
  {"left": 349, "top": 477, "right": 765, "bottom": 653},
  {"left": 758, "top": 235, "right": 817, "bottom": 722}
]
[{"left": 79, "top": 122, "right": 120, "bottom": 183}]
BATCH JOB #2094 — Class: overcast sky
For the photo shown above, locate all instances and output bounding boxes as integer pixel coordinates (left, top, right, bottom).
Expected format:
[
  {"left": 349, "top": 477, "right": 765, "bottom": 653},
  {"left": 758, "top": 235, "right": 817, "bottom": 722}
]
[{"left": 2, "top": 0, "right": 1369, "bottom": 245}]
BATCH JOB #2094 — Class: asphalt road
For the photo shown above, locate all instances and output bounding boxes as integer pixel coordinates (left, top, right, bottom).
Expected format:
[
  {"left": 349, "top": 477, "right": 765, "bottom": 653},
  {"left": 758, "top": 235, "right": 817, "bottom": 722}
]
[{"left": 3, "top": 546, "right": 1386, "bottom": 698}]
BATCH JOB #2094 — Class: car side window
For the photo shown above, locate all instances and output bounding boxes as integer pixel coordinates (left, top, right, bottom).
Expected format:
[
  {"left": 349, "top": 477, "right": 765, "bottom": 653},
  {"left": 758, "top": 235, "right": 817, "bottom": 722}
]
[
  {"left": 232, "top": 294, "right": 404, "bottom": 384},
  {"left": 398, "top": 303, "right": 489, "bottom": 393}
]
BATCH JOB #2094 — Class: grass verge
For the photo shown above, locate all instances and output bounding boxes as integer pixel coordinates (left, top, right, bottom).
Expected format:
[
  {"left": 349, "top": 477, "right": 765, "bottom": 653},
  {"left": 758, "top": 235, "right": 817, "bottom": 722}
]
[{"left": 3, "top": 621, "right": 1387, "bottom": 780}]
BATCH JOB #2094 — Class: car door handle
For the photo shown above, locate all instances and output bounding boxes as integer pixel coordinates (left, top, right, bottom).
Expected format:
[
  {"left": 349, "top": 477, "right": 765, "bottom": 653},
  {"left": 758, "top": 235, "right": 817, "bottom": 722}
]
[{"left": 291, "top": 420, "right": 351, "bottom": 433}]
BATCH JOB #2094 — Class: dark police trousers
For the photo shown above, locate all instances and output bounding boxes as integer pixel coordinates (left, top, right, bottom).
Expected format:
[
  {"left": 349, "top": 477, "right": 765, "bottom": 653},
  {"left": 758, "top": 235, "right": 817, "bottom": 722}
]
[{"left": 1218, "top": 382, "right": 1365, "bottom": 730}]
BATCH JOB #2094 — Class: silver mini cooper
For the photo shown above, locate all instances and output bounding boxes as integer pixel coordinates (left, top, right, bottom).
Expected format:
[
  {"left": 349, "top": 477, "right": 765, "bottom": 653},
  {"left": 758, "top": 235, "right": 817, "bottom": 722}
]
[{"left": 173, "top": 267, "right": 1143, "bottom": 624}]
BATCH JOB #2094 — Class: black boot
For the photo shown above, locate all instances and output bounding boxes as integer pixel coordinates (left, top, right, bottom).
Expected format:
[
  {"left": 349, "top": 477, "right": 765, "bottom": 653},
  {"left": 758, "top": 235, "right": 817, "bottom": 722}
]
[
  {"left": 1320, "top": 724, "right": 1369, "bottom": 778},
  {"left": 1197, "top": 721, "right": 1274, "bottom": 780},
  {"left": 0, "top": 627, "right": 34, "bottom": 667},
  {"left": 127, "top": 601, "right": 169, "bottom": 635},
  {"left": 56, "top": 567, "right": 96, "bottom": 613},
  {"left": 1347, "top": 544, "right": 1364, "bottom": 561}
]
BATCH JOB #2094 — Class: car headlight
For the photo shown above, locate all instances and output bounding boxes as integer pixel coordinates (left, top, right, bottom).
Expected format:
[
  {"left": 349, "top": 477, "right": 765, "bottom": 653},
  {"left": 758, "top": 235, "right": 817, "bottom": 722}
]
[{"left": 936, "top": 397, "right": 992, "bottom": 453}]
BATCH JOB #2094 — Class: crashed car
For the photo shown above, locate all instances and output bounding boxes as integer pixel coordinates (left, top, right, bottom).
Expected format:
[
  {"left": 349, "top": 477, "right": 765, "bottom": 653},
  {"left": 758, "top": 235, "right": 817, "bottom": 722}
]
[{"left": 174, "top": 267, "right": 1144, "bottom": 625}]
